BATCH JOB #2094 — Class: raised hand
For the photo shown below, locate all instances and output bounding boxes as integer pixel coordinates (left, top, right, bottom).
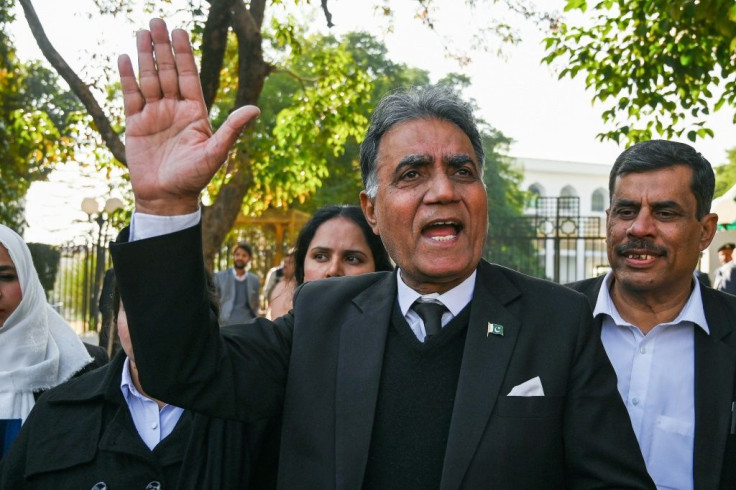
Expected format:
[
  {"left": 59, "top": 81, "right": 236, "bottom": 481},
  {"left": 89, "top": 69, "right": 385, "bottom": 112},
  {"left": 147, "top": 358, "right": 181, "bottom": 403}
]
[{"left": 117, "top": 18, "right": 260, "bottom": 216}]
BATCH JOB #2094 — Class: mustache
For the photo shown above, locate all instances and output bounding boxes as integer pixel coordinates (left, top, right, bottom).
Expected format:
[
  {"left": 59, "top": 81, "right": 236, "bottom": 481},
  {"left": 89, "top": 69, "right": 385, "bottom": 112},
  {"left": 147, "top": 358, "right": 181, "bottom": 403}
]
[{"left": 615, "top": 240, "right": 667, "bottom": 256}]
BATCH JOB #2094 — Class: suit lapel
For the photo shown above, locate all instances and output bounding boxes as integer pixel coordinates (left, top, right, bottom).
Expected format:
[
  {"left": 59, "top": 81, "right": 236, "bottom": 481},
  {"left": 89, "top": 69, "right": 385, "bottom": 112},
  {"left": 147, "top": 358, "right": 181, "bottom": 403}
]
[
  {"left": 334, "top": 272, "right": 396, "bottom": 490},
  {"left": 694, "top": 287, "right": 736, "bottom": 490},
  {"left": 440, "top": 263, "right": 522, "bottom": 490}
]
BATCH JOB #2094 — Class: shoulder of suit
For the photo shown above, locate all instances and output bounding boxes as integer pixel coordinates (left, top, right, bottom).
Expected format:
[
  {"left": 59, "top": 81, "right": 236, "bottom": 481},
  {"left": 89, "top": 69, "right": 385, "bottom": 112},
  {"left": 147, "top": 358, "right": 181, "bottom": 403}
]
[
  {"left": 40, "top": 361, "right": 117, "bottom": 406},
  {"left": 479, "top": 260, "right": 590, "bottom": 301},
  {"left": 298, "top": 270, "right": 390, "bottom": 297},
  {"left": 703, "top": 281, "right": 736, "bottom": 305}
]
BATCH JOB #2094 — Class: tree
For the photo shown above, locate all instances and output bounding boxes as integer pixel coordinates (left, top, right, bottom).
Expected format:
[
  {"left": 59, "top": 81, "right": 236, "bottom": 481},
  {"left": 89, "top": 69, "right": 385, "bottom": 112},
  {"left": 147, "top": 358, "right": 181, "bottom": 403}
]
[
  {"left": 0, "top": 0, "right": 81, "bottom": 230},
  {"left": 715, "top": 147, "right": 736, "bottom": 198},
  {"left": 543, "top": 0, "right": 736, "bottom": 145},
  {"left": 19, "top": 0, "right": 550, "bottom": 262},
  {"left": 20, "top": 0, "right": 386, "bottom": 262},
  {"left": 286, "top": 31, "right": 430, "bottom": 212}
]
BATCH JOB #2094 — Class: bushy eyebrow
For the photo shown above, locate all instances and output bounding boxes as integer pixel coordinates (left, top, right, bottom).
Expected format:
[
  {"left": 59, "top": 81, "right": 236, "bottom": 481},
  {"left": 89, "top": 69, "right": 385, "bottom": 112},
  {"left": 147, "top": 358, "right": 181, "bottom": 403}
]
[
  {"left": 394, "top": 154, "right": 432, "bottom": 173},
  {"left": 394, "top": 152, "right": 477, "bottom": 176},
  {"left": 0, "top": 265, "right": 15, "bottom": 273},
  {"left": 445, "top": 153, "right": 477, "bottom": 170},
  {"left": 611, "top": 198, "right": 686, "bottom": 213}
]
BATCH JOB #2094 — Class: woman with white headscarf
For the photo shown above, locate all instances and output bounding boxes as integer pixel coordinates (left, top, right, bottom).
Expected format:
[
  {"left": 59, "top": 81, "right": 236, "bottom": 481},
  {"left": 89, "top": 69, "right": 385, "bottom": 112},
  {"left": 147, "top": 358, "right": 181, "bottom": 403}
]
[{"left": 0, "top": 224, "right": 107, "bottom": 454}]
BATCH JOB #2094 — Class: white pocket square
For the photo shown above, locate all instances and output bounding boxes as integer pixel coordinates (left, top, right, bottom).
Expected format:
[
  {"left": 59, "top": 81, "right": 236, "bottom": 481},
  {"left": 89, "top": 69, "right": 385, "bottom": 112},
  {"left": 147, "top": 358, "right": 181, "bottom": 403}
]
[{"left": 507, "top": 376, "right": 544, "bottom": 396}]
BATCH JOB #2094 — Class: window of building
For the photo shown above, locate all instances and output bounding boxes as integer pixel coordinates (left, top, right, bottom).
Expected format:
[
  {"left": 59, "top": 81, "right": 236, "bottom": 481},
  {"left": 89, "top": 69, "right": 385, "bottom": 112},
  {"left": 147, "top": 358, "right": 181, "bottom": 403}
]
[{"left": 591, "top": 188, "right": 607, "bottom": 212}]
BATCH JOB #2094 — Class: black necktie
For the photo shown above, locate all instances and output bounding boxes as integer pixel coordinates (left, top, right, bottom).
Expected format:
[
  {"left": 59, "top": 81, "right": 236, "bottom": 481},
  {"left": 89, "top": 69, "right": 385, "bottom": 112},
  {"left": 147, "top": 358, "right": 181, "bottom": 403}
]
[{"left": 412, "top": 301, "right": 447, "bottom": 338}]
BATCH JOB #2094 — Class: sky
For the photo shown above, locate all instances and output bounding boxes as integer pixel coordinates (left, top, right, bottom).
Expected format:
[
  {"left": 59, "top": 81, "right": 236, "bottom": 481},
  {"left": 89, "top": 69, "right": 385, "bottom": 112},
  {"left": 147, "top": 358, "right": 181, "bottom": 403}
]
[{"left": 12, "top": 0, "right": 736, "bottom": 244}]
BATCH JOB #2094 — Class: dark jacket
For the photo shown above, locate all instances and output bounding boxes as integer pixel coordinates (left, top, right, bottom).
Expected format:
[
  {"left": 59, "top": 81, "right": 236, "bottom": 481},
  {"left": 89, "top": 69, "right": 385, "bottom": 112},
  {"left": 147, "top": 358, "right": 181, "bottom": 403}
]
[
  {"left": 0, "top": 351, "right": 278, "bottom": 489},
  {"left": 568, "top": 275, "right": 736, "bottom": 490},
  {"left": 111, "top": 222, "right": 655, "bottom": 489}
]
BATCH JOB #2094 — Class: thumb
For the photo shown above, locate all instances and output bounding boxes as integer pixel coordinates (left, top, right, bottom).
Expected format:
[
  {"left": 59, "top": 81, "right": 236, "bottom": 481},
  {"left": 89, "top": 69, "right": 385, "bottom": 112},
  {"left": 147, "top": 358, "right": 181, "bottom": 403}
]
[{"left": 206, "top": 105, "right": 261, "bottom": 164}]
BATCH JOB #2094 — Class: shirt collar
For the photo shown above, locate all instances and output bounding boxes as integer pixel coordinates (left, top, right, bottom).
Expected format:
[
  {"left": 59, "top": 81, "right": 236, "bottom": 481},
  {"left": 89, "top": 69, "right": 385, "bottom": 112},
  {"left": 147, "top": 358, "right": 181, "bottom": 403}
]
[
  {"left": 231, "top": 268, "right": 247, "bottom": 281},
  {"left": 397, "top": 269, "right": 476, "bottom": 317},
  {"left": 593, "top": 271, "right": 709, "bottom": 334},
  {"left": 120, "top": 356, "right": 139, "bottom": 401}
]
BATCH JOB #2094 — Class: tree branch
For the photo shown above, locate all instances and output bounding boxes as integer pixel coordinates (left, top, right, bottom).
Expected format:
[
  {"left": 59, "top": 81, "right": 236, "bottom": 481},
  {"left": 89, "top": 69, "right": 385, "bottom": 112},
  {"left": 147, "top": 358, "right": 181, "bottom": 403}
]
[
  {"left": 230, "top": 0, "right": 272, "bottom": 107},
  {"left": 200, "top": 0, "right": 236, "bottom": 111},
  {"left": 18, "top": 0, "right": 127, "bottom": 165},
  {"left": 321, "top": 0, "right": 334, "bottom": 28}
]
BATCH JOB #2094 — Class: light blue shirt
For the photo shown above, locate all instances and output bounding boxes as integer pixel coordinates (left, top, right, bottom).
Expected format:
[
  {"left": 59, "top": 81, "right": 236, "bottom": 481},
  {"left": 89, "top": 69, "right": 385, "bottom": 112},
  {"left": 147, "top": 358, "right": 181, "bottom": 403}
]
[
  {"left": 593, "top": 272, "right": 709, "bottom": 490},
  {"left": 120, "top": 357, "right": 184, "bottom": 451},
  {"left": 397, "top": 269, "right": 475, "bottom": 342}
]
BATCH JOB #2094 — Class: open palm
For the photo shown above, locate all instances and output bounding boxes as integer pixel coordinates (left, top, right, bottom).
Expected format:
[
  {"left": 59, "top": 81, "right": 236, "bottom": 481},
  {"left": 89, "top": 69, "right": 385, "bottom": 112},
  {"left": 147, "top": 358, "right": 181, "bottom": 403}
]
[{"left": 118, "top": 19, "right": 259, "bottom": 216}]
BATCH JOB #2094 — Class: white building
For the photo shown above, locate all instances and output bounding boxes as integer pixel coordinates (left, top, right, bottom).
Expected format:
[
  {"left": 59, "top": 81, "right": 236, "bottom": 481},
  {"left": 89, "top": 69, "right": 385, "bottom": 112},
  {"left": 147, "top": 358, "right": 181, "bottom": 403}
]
[{"left": 515, "top": 156, "right": 730, "bottom": 282}]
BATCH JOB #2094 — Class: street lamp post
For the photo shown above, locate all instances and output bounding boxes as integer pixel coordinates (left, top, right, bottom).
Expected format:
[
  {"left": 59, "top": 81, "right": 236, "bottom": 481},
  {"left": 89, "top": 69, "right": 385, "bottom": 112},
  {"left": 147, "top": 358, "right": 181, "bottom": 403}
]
[{"left": 81, "top": 197, "right": 123, "bottom": 332}]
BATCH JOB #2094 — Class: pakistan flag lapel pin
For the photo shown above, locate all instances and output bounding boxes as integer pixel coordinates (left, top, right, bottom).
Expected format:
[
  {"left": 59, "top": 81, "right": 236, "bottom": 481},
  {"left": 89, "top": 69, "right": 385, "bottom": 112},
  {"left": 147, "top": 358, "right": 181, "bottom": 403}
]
[{"left": 487, "top": 322, "right": 504, "bottom": 337}]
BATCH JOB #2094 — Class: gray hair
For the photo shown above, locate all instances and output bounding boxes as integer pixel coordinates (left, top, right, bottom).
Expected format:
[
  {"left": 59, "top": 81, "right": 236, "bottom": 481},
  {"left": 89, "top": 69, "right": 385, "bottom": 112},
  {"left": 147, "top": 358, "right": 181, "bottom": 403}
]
[{"left": 359, "top": 85, "right": 485, "bottom": 198}]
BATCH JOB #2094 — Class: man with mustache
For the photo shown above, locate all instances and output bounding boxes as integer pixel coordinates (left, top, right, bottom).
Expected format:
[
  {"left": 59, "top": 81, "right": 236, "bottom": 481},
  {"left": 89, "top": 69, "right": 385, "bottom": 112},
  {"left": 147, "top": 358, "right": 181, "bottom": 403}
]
[
  {"left": 568, "top": 140, "right": 736, "bottom": 490},
  {"left": 110, "top": 19, "right": 655, "bottom": 489}
]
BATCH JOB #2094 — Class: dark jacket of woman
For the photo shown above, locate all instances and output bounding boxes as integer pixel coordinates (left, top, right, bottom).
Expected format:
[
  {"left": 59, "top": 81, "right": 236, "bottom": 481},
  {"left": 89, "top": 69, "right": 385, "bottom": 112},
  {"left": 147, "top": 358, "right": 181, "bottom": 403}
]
[{"left": 0, "top": 351, "right": 278, "bottom": 489}]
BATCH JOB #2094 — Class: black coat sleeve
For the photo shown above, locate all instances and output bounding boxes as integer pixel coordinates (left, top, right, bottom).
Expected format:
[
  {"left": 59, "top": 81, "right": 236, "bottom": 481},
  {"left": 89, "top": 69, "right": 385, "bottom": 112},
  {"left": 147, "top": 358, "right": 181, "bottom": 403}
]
[{"left": 110, "top": 223, "right": 292, "bottom": 421}]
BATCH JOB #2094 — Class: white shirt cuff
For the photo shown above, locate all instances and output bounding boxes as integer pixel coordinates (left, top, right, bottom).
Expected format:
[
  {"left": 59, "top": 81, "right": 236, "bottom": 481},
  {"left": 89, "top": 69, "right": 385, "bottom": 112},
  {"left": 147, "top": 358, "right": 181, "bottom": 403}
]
[{"left": 130, "top": 208, "right": 201, "bottom": 241}]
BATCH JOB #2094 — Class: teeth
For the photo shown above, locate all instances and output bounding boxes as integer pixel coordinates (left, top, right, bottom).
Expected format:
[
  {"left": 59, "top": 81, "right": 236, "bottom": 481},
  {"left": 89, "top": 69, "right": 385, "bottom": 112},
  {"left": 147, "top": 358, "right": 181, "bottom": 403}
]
[
  {"left": 626, "top": 254, "right": 653, "bottom": 260},
  {"left": 431, "top": 235, "right": 456, "bottom": 242}
]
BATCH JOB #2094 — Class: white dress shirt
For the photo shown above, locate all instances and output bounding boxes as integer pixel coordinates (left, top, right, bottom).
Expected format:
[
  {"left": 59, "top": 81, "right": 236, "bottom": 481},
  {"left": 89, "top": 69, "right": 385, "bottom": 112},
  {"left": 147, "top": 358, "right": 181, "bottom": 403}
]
[
  {"left": 397, "top": 269, "right": 475, "bottom": 342},
  {"left": 594, "top": 272, "right": 709, "bottom": 490},
  {"left": 120, "top": 357, "right": 184, "bottom": 451},
  {"left": 130, "top": 209, "right": 201, "bottom": 241}
]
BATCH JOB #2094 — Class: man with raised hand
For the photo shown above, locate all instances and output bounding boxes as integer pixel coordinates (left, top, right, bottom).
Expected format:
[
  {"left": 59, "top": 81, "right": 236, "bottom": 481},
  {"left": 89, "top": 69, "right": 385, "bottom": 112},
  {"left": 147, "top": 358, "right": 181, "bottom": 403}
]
[{"left": 112, "top": 18, "right": 654, "bottom": 489}]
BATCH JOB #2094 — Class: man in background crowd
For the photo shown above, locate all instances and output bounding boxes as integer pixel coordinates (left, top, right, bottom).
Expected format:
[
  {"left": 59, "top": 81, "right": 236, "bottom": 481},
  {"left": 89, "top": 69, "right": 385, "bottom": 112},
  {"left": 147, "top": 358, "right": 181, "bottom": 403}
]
[
  {"left": 713, "top": 242, "right": 736, "bottom": 294},
  {"left": 214, "top": 242, "right": 260, "bottom": 325}
]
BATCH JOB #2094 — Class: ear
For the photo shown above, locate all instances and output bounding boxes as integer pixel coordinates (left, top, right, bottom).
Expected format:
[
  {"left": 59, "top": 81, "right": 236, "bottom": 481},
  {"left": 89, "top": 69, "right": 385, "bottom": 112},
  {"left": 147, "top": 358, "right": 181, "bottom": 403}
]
[
  {"left": 360, "top": 191, "right": 380, "bottom": 235},
  {"left": 699, "top": 212, "right": 718, "bottom": 251}
]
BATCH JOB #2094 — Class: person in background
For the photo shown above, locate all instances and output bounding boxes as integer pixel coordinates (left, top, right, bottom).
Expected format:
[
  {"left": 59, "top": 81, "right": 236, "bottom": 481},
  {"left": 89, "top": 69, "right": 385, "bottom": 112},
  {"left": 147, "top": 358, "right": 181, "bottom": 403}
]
[
  {"left": 261, "top": 261, "right": 283, "bottom": 313},
  {"left": 713, "top": 242, "right": 736, "bottom": 294},
  {"left": 294, "top": 205, "right": 393, "bottom": 284},
  {"left": 0, "top": 272, "right": 277, "bottom": 489},
  {"left": 266, "top": 250, "right": 296, "bottom": 320},
  {"left": 0, "top": 225, "right": 107, "bottom": 456},
  {"left": 267, "top": 204, "right": 394, "bottom": 319},
  {"left": 568, "top": 140, "right": 736, "bottom": 489},
  {"left": 214, "top": 242, "right": 260, "bottom": 325},
  {"left": 97, "top": 268, "right": 121, "bottom": 358}
]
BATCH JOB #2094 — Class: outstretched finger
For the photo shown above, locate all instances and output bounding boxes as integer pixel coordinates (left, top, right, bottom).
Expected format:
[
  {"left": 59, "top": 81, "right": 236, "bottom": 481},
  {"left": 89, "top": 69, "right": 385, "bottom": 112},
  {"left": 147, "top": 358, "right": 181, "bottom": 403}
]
[
  {"left": 137, "top": 27, "right": 162, "bottom": 102},
  {"left": 149, "top": 18, "right": 180, "bottom": 100},
  {"left": 118, "top": 54, "right": 144, "bottom": 116},
  {"left": 204, "top": 105, "right": 261, "bottom": 170},
  {"left": 171, "top": 28, "right": 204, "bottom": 105}
]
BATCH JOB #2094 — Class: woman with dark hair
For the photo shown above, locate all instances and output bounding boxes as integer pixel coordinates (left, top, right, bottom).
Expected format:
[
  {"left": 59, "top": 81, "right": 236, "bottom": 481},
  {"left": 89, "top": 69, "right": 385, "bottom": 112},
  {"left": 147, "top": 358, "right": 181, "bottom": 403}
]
[{"left": 294, "top": 205, "right": 393, "bottom": 284}]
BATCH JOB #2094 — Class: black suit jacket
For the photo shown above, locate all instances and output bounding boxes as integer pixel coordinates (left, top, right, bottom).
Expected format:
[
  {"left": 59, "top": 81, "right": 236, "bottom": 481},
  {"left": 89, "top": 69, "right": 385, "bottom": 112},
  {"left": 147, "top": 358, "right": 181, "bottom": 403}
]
[
  {"left": 111, "top": 223, "right": 654, "bottom": 489},
  {"left": 568, "top": 275, "right": 736, "bottom": 490}
]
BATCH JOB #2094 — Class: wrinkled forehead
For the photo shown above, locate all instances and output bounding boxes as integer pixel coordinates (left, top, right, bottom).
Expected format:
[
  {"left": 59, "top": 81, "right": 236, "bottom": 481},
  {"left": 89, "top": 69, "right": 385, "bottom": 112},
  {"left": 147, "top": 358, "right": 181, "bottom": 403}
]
[
  {"left": 377, "top": 118, "right": 479, "bottom": 168},
  {"left": 612, "top": 167, "right": 694, "bottom": 200}
]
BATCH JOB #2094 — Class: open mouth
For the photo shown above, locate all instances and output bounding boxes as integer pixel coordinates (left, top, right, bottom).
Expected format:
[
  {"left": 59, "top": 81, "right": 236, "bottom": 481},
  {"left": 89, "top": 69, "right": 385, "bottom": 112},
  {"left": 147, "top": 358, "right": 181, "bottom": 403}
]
[
  {"left": 423, "top": 221, "right": 462, "bottom": 242},
  {"left": 624, "top": 253, "right": 656, "bottom": 260}
]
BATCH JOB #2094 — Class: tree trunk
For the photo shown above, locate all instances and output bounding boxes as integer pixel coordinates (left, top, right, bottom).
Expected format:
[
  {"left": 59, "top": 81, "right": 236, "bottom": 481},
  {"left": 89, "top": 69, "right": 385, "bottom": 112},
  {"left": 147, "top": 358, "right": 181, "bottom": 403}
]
[
  {"left": 200, "top": 0, "right": 272, "bottom": 265},
  {"left": 201, "top": 154, "right": 254, "bottom": 265}
]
